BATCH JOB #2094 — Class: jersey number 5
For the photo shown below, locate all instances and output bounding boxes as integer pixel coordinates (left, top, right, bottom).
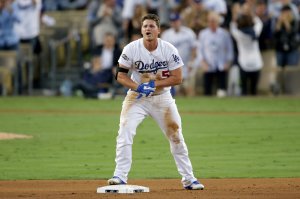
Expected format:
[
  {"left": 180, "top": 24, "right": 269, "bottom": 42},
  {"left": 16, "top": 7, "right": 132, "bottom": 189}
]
[{"left": 162, "top": 70, "right": 170, "bottom": 78}]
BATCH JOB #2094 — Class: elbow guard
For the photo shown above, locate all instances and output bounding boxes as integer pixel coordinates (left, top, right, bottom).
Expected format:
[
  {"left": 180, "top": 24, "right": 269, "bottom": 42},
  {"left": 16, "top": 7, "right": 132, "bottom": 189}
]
[{"left": 115, "top": 64, "right": 129, "bottom": 80}]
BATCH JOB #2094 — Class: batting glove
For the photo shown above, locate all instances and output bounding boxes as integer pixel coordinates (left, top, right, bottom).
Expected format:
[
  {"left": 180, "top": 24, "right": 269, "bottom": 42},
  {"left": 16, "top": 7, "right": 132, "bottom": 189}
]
[{"left": 136, "top": 80, "right": 156, "bottom": 99}]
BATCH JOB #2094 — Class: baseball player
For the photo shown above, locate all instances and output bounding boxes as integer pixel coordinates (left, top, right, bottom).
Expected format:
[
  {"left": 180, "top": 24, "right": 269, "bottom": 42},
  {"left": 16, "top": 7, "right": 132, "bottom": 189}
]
[{"left": 107, "top": 13, "right": 204, "bottom": 190}]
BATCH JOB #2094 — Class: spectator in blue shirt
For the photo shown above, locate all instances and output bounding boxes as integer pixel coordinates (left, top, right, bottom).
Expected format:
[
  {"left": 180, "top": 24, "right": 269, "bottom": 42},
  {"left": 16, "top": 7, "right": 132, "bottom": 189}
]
[
  {"left": 0, "top": 0, "right": 20, "bottom": 50},
  {"left": 72, "top": 32, "right": 121, "bottom": 98}
]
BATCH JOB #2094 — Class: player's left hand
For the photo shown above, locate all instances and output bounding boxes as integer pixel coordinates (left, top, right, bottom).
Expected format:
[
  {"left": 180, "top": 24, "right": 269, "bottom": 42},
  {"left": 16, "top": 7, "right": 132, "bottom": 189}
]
[{"left": 136, "top": 80, "right": 156, "bottom": 99}]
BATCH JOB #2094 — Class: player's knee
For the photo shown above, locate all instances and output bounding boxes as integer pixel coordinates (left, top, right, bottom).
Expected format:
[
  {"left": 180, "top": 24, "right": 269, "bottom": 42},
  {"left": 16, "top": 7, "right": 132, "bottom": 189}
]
[
  {"left": 168, "top": 133, "right": 181, "bottom": 144},
  {"left": 117, "top": 128, "right": 136, "bottom": 145}
]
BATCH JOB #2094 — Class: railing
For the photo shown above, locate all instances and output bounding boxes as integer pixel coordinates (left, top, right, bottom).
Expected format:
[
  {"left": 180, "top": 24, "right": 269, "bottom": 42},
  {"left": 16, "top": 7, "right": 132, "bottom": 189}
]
[
  {"left": 48, "top": 28, "right": 82, "bottom": 91},
  {"left": 39, "top": 10, "right": 89, "bottom": 93}
]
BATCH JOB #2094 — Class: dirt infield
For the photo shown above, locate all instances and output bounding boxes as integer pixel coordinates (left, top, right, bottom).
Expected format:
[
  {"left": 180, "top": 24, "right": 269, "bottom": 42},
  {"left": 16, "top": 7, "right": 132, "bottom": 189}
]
[
  {"left": 0, "top": 132, "right": 32, "bottom": 140},
  {"left": 0, "top": 178, "right": 299, "bottom": 199}
]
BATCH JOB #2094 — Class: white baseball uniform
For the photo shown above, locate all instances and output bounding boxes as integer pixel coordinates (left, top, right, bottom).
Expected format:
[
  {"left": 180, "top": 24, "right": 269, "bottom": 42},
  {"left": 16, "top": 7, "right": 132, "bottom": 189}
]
[{"left": 112, "top": 38, "right": 198, "bottom": 186}]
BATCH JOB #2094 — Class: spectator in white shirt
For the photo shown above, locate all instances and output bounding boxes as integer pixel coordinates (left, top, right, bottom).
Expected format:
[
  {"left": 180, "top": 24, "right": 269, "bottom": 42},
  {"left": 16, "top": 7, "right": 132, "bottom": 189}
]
[
  {"left": 230, "top": 3, "right": 263, "bottom": 95},
  {"left": 89, "top": 0, "right": 123, "bottom": 47},
  {"left": 15, "top": 0, "right": 42, "bottom": 54},
  {"left": 14, "top": 0, "right": 43, "bottom": 93},
  {"left": 161, "top": 12, "right": 198, "bottom": 96},
  {"left": 198, "top": 11, "right": 234, "bottom": 97}
]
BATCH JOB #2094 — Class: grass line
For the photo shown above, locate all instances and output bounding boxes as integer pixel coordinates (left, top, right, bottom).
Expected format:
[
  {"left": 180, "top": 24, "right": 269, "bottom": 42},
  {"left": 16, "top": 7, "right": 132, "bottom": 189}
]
[{"left": 0, "top": 109, "right": 300, "bottom": 116}]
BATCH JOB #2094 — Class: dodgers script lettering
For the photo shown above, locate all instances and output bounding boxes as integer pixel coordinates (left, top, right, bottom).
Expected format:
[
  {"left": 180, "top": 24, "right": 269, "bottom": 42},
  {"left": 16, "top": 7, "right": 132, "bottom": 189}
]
[{"left": 134, "top": 59, "right": 168, "bottom": 74}]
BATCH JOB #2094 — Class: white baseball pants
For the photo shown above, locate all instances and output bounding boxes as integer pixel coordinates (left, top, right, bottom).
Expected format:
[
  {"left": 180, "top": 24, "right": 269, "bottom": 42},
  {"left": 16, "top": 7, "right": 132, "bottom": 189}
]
[{"left": 112, "top": 90, "right": 197, "bottom": 186}]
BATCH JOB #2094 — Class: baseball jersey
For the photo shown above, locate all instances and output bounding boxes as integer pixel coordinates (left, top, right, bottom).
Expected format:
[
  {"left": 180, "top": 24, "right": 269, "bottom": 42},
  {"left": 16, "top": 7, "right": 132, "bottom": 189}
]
[{"left": 118, "top": 38, "right": 184, "bottom": 94}]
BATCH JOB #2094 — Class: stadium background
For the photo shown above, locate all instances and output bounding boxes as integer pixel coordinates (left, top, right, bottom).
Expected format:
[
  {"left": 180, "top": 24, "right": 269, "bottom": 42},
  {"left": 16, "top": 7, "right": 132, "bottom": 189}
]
[{"left": 1, "top": 0, "right": 300, "bottom": 198}]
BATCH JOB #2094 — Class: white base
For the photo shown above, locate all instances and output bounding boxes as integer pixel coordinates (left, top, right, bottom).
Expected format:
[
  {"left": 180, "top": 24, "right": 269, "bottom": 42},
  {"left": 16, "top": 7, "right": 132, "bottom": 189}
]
[{"left": 97, "top": 185, "right": 150, "bottom": 194}]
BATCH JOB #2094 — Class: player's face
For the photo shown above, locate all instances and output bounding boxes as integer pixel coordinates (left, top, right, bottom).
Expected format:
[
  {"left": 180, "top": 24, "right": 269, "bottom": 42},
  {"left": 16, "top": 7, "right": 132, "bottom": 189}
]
[{"left": 141, "top": 19, "right": 160, "bottom": 41}]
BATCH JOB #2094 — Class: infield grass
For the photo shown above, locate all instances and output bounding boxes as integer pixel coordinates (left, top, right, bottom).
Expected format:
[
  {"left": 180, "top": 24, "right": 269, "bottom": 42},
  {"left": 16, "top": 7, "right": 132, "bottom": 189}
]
[{"left": 0, "top": 96, "right": 299, "bottom": 180}]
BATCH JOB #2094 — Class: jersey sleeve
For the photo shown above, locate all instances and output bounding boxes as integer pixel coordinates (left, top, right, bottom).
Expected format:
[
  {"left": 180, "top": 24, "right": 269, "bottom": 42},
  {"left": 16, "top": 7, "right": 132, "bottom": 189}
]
[
  {"left": 118, "top": 44, "right": 133, "bottom": 69},
  {"left": 167, "top": 44, "right": 184, "bottom": 71}
]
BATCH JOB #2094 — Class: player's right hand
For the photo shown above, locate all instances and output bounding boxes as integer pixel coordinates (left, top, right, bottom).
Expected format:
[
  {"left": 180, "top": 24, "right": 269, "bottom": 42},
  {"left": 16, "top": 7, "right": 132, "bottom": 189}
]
[{"left": 136, "top": 80, "right": 156, "bottom": 99}]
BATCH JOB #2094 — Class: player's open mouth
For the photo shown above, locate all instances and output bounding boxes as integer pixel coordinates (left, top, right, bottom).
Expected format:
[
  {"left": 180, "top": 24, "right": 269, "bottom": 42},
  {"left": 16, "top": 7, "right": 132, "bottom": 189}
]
[{"left": 146, "top": 32, "right": 151, "bottom": 36}]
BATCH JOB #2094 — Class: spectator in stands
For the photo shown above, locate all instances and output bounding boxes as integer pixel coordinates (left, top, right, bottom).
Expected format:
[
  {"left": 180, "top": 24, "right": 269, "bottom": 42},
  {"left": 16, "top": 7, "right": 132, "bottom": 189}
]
[
  {"left": 0, "top": 0, "right": 20, "bottom": 95},
  {"left": 15, "top": 0, "right": 42, "bottom": 55},
  {"left": 269, "top": 0, "right": 299, "bottom": 34},
  {"left": 121, "top": 0, "right": 145, "bottom": 43},
  {"left": 14, "top": 0, "right": 43, "bottom": 93},
  {"left": 72, "top": 32, "right": 121, "bottom": 98},
  {"left": 273, "top": 5, "right": 299, "bottom": 93},
  {"left": 161, "top": 12, "right": 198, "bottom": 96},
  {"left": 255, "top": 0, "right": 274, "bottom": 51},
  {"left": 121, "top": 0, "right": 169, "bottom": 32},
  {"left": 124, "top": 3, "right": 146, "bottom": 44},
  {"left": 269, "top": 0, "right": 299, "bottom": 21},
  {"left": 274, "top": 5, "right": 299, "bottom": 68},
  {"left": 198, "top": 11, "right": 234, "bottom": 97},
  {"left": 255, "top": 0, "right": 278, "bottom": 95},
  {"left": 87, "top": 0, "right": 101, "bottom": 50},
  {"left": 181, "top": 0, "right": 209, "bottom": 36},
  {"left": 87, "top": 0, "right": 122, "bottom": 48},
  {"left": 0, "top": 0, "right": 20, "bottom": 50},
  {"left": 230, "top": 2, "right": 264, "bottom": 95}
]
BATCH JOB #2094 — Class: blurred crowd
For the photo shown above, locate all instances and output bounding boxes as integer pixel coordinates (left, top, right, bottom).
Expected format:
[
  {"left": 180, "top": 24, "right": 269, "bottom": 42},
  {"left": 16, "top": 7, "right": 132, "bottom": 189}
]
[{"left": 1, "top": 0, "right": 300, "bottom": 98}]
